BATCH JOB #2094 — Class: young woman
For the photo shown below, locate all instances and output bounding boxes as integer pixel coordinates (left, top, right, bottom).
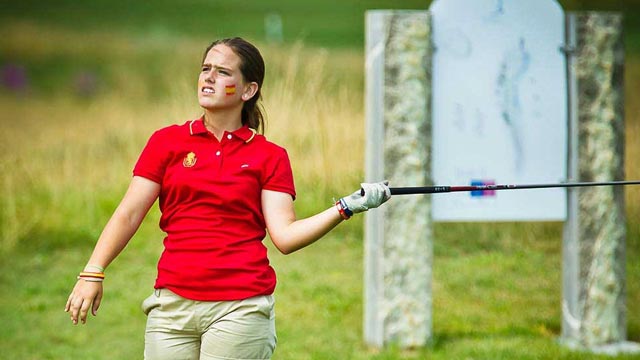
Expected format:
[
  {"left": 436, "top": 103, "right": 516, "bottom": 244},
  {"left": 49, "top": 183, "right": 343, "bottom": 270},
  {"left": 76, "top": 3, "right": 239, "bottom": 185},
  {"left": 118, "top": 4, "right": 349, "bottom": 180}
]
[{"left": 65, "top": 37, "right": 390, "bottom": 360}]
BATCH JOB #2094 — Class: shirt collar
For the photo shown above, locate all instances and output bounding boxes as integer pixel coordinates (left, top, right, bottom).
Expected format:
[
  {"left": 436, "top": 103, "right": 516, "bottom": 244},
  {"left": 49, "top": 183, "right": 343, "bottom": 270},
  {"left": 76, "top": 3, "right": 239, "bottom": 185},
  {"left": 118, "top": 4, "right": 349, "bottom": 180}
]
[
  {"left": 188, "top": 118, "right": 208, "bottom": 135},
  {"left": 234, "top": 126, "right": 258, "bottom": 143},
  {"left": 189, "top": 118, "right": 257, "bottom": 143}
]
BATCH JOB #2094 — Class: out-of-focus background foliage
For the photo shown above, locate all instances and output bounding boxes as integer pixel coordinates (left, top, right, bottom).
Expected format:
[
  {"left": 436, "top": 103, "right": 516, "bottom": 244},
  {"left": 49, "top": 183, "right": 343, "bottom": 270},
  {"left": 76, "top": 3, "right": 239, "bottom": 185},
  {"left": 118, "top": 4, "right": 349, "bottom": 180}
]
[{"left": 0, "top": 1, "right": 638, "bottom": 359}]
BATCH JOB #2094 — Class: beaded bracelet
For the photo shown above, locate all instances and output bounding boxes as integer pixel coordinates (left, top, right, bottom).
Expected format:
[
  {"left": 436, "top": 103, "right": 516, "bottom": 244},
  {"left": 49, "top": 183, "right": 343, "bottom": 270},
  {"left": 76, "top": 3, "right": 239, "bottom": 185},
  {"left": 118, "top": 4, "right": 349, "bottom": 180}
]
[{"left": 77, "top": 271, "right": 105, "bottom": 282}]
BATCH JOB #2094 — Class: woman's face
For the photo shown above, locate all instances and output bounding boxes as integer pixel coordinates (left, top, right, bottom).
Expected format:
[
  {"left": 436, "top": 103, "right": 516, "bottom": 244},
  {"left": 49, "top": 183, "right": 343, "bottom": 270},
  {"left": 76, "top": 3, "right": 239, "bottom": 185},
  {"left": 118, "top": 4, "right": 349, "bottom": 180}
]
[{"left": 198, "top": 44, "right": 250, "bottom": 111}]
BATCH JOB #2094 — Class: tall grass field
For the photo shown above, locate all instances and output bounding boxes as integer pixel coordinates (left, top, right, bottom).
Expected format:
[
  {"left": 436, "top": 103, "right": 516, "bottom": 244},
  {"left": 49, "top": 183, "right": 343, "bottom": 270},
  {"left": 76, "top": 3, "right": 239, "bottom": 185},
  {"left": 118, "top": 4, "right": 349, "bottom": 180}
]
[{"left": 1, "top": 2, "right": 639, "bottom": 359}]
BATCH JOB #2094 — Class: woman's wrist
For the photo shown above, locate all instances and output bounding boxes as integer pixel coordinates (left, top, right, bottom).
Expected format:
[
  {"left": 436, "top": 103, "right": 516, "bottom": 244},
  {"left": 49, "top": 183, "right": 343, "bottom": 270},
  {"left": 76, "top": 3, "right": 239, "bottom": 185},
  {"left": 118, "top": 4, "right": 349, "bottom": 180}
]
[
  {"left": 83, "top": 264, "right": 105, "bottom": 272},
  {"left": 78, "top": 264, "right": 106, "bottom": 282},
  {"left": 335, "top": 199, "right": 352, "bottom": 220}
]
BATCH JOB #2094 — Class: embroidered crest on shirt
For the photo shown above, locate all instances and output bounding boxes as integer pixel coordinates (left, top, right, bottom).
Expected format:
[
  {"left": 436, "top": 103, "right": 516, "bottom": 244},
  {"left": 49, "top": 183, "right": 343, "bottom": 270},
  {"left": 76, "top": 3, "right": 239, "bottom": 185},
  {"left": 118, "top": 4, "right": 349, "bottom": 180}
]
[{"left": 183, "top": 152, "right": 197, "bottom": 167}]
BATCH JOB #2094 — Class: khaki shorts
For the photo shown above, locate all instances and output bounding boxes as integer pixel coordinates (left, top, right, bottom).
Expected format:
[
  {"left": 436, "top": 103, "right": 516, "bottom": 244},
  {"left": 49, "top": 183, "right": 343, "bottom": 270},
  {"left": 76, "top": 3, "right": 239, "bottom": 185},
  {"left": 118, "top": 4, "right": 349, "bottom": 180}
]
[{"left": 142, "top": 288, "right": 277, "bottom": 360}]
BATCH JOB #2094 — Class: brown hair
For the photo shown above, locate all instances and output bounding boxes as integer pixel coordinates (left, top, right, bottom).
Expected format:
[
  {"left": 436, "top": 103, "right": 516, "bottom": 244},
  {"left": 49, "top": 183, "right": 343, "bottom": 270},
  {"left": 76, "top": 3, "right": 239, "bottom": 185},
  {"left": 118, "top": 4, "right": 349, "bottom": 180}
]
[{"left": 203, "top": 37, "right": 266, "bottom": 133}]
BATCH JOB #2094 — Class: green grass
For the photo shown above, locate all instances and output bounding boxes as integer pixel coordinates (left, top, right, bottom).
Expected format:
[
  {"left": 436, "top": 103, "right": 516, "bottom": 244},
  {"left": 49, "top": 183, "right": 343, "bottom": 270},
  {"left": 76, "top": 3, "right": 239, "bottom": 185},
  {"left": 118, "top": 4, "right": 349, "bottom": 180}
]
[
  {"left": 1, "top": 220, "right": 638, "bottom": 359},
  {"left": 0, "top": 1, "right": 639, "bottom": 359}
]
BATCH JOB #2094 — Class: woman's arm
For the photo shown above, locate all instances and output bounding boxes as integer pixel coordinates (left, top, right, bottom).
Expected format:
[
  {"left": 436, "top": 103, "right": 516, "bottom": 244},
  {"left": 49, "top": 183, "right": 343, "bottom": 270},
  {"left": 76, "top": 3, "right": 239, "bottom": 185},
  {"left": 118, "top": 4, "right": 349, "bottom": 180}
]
[
  {"left": 65, "top": 176, "right": 160, "bottom": 324},
  {"left": 262, "top": 182, "right": 390, "bottom": 255},
  {"left": 262, "top": 190, "right": 342, "bottom": 255}
]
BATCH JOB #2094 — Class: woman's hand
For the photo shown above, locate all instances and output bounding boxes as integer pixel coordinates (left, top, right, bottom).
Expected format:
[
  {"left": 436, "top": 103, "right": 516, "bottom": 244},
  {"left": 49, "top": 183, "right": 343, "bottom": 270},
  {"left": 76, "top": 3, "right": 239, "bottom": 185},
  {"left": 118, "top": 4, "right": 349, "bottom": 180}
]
[
  {"left": 340, "top": 181, "right": 391, "bottom": 214},
  {"left": 65, "top": 280, "right": 103, "bottom": 324},
  {"left": 63, "top": 176, "right": 160, "bottom": 325}
]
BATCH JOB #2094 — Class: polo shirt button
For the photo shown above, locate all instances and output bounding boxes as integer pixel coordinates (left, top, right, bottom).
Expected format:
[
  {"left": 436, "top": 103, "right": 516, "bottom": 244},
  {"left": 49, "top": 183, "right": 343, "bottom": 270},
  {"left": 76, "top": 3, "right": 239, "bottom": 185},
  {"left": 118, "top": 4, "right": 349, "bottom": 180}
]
[
  {"left": 227, "top": 134, "right": 232, "bottom": 140},
  {"left": 216, "top": 150, "right": 221, "bottom": 156}
]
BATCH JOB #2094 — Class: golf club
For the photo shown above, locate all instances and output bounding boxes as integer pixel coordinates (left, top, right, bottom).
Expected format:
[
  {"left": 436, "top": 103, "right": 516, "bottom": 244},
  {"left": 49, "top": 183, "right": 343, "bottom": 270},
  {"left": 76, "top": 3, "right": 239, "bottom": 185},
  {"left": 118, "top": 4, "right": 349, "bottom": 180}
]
[{"left": 362, "top": 180, "right": 640, "bottom": 196}]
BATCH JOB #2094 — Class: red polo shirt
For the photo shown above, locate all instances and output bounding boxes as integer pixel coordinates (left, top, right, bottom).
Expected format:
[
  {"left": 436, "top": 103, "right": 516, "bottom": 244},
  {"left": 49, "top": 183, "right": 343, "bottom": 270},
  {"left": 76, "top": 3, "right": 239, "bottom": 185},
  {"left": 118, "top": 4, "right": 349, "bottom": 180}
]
[{"left": 133, "top": 119, "right": 296, "bottom": 301}]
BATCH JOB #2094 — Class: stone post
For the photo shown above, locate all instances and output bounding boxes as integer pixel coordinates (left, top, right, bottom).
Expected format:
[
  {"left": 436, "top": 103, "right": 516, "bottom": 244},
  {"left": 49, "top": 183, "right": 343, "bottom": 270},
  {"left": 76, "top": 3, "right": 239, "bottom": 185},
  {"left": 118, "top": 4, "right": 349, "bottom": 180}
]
[
  {"left": 364, "top": 10, "right": 433, "bottom": 348},
  {"left": 563, "top": 12, "right": 639, "bottom": 354}
]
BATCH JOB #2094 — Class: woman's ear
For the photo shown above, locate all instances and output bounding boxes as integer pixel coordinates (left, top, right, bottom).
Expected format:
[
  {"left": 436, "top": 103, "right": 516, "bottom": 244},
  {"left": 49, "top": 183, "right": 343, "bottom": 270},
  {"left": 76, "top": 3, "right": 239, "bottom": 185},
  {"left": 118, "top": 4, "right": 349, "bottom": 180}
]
[{"left": 242, "top": 82, "right": 259, "bottom": 101}]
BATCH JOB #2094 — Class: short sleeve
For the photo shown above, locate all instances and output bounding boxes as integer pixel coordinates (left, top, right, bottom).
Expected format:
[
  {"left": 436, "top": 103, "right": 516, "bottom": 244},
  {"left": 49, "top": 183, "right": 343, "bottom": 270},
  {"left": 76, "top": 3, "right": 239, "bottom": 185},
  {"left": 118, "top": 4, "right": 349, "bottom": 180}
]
[
  {"left": 133, "top": 130, "right": 170, "bottom": 184},
  {"left": 262, "top": 148, "right": 296, "bottom": 200}
]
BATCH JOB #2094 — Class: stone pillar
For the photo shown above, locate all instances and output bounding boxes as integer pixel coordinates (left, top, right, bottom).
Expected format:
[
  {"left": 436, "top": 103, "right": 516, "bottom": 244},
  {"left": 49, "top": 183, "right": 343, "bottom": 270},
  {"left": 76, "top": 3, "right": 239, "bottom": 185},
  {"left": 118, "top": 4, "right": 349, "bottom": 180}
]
[
  {"left": 563, "top": 12, "right": 639, "bottom": 354},
  {"left": 364, "top": 10, "right": 433, "bottom": 348}
]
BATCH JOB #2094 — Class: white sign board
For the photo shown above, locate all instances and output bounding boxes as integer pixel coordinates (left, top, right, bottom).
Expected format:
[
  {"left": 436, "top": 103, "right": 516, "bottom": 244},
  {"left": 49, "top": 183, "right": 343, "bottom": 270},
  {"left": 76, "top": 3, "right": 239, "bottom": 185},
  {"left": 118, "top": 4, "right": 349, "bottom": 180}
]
[{"left": 430, "top": 0, "right": 567, "bottom": 221}]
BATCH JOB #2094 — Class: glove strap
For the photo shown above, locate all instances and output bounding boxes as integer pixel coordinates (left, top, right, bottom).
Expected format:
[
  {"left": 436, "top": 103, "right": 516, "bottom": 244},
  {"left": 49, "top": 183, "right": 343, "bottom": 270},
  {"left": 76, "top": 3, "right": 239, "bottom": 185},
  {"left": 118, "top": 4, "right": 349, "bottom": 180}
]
[{"left": 335, "top": 199, "right": 353, "bottom": 220}]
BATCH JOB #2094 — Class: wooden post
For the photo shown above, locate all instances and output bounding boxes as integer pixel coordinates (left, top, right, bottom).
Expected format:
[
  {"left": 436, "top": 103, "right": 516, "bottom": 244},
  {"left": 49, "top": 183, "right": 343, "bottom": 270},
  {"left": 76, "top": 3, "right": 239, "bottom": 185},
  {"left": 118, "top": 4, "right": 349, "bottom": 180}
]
[{"left": 364, "top": 10, "right": 433, "bottom": 348}]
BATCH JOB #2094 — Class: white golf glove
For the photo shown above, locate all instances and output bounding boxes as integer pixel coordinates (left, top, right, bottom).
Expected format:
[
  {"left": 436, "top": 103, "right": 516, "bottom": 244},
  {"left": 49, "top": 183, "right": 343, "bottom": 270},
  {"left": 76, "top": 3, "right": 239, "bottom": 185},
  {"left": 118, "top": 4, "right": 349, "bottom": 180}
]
[{"left": 336, "top": 181, "right": 391, "bottom": 219}]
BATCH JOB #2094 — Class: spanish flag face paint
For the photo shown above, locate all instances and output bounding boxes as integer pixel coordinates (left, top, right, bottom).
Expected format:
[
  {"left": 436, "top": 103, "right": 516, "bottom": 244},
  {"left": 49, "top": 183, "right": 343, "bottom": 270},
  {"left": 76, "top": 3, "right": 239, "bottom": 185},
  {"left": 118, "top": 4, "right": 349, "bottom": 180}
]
[{"left": 225, "top": 84, "right": 236, "bottom": 96}]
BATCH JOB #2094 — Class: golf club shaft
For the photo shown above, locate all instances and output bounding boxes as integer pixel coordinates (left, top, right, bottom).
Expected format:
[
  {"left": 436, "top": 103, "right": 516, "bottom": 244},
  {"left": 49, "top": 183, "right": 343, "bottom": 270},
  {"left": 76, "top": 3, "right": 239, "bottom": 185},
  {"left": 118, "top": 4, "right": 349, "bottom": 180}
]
[{"left": 386, "top": 180, "right": 640, "bottom": 195}]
